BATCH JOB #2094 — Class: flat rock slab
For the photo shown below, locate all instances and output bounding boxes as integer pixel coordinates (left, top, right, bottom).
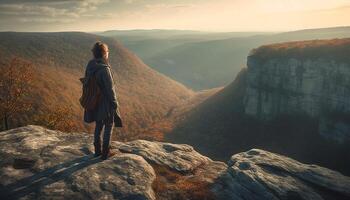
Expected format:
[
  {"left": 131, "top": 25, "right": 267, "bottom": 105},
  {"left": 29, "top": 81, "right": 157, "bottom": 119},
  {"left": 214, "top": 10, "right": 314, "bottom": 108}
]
[
  {"left": 0, "top": 126, "right": 155, "bottom": 200},
  {"left": 1, "top": 126, "right": 350, "bottom": 200},
  {"left": 118, "top": 140, "right": 211, "bottom": 173}
]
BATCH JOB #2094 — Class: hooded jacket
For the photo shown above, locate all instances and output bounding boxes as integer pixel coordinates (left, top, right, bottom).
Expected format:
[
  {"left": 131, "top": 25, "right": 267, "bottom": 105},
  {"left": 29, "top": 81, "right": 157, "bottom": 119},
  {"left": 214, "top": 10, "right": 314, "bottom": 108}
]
[{"left": 83, "top": 58, "right": 122, "bottom": 127}]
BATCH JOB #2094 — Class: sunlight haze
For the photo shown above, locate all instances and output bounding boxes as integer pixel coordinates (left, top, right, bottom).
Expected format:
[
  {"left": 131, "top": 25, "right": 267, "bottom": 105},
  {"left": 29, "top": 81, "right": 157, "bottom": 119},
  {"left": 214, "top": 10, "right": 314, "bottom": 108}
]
[{"left": 0, "top": 0, "right": 349, "bottom": 32}]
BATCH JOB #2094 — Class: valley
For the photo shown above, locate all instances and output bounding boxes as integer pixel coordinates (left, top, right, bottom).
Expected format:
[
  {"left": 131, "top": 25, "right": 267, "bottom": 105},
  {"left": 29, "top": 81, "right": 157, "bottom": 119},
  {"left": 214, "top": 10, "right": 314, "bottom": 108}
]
[
  {"left": 1, "top": 28, "right": 350, "bottom": 180},
  {"left": 101, "top": 27, "right": 350, "bottom": 90}
]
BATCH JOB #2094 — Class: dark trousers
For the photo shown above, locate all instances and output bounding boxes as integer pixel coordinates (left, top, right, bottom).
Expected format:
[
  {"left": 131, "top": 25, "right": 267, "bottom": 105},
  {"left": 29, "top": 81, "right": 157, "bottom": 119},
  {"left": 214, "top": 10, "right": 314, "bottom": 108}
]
[{"left": 94, "top": 118, "right": 113, "bottom": 155}]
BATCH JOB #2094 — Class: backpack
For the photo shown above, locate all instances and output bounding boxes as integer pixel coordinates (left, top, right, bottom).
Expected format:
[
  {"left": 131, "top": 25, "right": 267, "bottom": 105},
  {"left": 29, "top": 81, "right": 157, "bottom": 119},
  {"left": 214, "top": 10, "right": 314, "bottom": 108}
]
[{"left": 79, "top": 66, "right": 104, "bottom": 111}]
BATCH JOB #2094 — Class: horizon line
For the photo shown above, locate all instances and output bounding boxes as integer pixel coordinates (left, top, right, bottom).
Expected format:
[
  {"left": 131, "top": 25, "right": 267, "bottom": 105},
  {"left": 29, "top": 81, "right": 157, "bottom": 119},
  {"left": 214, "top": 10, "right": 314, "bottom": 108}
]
[{"left": 1, "top": 25, "right": 350, "bottom": 34}]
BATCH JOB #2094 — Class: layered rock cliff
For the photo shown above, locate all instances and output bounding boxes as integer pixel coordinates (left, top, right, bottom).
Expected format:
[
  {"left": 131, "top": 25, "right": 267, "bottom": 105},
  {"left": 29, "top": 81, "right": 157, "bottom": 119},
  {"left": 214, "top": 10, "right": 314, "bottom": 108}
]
[
  {"left": 244, "top": 39, "right": 350, "bottom": 143},
  {"left": 0, "top": 125, "right": 349, "bottom": 200}
]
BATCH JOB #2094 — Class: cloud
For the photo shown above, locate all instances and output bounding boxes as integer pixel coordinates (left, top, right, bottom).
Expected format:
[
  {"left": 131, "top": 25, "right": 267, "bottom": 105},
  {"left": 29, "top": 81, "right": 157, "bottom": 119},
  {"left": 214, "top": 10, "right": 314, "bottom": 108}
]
[
  {"left": 18, "top": 17, "right": 75, "bottom": 23},
  {"left": 0, "top": 4, "right": 77, "bottom": 17},
  {"left": 0, "top": 0, "right": 110, "bottom": 23},
  {"left": 145, "top": 3, "right": 195, "bottom": 10},
  {"left": 1, "top": 0, "right": 349, "bottom": 31},
  {"left": 76, "top": 0, "right": 109, "bottom": 13},
  {"left": 124, "top": 0, "right": 135, "bottom": 3}
]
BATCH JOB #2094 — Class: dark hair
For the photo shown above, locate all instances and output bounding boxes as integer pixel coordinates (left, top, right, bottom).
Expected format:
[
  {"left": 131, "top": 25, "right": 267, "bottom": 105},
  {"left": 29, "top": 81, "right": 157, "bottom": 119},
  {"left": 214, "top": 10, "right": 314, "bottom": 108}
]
[{"left": 91, "top": 41, "right": 109, "bottom": 59}]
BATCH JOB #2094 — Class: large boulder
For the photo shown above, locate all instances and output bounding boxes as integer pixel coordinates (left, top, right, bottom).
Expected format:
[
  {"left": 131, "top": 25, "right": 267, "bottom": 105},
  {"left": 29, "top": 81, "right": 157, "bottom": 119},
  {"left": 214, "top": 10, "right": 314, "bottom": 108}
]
[
  {"left": 0, "top": 125, "right": 349, "bottom": 200},
  {"left": 118, "top": 140, "right": 211, "bottom": 173},
  {"left": 0, "top": 126, "right": 155, "bottom": 200},
  {"left": 213, "top": 149, "right": 350, "bottom": 200}
]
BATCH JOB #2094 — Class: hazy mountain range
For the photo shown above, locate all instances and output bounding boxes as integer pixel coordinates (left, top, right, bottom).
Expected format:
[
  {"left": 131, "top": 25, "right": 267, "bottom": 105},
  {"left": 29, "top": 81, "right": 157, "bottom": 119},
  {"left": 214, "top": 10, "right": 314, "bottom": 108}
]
[{"left": 100, "top": 26, "right": 350, "bottom": 90}]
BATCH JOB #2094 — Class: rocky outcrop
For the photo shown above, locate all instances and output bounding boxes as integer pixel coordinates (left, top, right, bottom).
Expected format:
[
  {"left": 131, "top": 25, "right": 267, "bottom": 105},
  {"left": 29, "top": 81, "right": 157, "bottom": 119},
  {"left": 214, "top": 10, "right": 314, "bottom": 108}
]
[
  {"left": 243, "top": 39, "right": 350, "bottom": 143},
  {"left": 214, "top": 149, "right": 350, "bottom": 200},
  {"left": 1, "top": 125, "right": 350, "bottom": 200},
  {"left": 118, "top": 140, "right": 211, "bottom": 173},
  {"left": 0, "top": 126, "right": 156, "bottom": 200}
]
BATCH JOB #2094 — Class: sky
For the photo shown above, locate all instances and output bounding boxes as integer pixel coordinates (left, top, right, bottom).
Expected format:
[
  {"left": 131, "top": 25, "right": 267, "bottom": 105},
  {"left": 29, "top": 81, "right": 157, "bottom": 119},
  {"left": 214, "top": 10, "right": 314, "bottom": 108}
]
[{"left": 0, "top": 0, "right": 349, "bottom": 32}]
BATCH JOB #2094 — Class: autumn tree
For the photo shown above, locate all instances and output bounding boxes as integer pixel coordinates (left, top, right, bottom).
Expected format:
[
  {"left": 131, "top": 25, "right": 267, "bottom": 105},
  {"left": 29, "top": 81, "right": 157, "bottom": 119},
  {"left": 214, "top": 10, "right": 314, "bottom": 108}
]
[
  {"left": 33, "top": 104, "right": 79, "bottom": 132},
  {"left": 0, "top": 58, "right": 34, "bottom": 130}
]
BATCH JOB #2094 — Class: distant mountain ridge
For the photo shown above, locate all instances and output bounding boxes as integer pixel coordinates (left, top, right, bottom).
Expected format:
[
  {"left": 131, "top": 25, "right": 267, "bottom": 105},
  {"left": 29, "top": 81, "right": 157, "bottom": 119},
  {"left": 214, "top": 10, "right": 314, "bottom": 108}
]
[{"left": 101, "top": 26, "right": 350, "bottom": 90}]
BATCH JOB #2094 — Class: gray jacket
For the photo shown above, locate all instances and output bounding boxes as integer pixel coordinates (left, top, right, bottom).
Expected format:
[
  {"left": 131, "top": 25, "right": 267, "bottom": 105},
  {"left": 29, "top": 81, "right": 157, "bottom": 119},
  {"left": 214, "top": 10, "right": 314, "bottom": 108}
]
[{"left": 83, "top": 58, "right": 122, "bottom": 127}]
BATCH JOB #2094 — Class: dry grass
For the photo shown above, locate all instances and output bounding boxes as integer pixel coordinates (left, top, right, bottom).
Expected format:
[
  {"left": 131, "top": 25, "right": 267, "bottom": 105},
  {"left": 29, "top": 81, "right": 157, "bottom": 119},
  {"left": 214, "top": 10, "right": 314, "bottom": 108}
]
[{"left": 152, "top": 164, "right": 215, "bottom": 200}]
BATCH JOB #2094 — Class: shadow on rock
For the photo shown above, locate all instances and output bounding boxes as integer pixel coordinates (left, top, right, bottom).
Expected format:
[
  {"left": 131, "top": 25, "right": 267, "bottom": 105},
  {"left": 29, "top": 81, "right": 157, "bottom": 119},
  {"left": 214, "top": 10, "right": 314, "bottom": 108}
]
[{"left": 0, "top": 155, "right": 101, "bottom": 200}]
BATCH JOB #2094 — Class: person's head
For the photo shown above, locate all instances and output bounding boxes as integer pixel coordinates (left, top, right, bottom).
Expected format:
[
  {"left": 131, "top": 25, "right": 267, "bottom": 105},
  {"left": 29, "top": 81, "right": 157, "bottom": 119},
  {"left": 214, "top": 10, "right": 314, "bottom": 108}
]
[{"left": 92, "top": 41, "right": 109, "bottom": 60}]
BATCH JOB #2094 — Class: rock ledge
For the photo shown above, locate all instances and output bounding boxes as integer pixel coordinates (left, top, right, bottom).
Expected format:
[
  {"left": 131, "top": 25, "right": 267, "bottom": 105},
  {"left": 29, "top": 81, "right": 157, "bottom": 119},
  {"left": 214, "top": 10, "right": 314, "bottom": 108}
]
[{"left": 0, "top": 125, "right": 349, "bottom": 200}]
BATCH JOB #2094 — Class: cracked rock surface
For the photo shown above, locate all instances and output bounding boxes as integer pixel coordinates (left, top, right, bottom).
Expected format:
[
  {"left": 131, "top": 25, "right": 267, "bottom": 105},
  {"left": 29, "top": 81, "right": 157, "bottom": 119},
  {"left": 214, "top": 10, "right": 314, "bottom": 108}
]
[{"left": 0, "top": 125, "right": 349, "bottom": 200}]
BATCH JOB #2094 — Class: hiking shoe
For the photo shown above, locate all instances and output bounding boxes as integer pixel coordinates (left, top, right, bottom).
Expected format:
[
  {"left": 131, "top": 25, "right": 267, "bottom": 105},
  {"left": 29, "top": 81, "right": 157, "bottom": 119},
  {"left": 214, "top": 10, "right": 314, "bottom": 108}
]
[{"left": 94, "top": 152, "right": 101, "bottom": 157}]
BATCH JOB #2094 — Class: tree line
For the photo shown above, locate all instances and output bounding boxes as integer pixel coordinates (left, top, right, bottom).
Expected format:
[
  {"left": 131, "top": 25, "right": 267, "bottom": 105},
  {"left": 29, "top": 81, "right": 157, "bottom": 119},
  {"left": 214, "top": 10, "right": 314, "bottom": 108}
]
[{"left": 0, "top": 57, "right": 76, "bottom": 132}]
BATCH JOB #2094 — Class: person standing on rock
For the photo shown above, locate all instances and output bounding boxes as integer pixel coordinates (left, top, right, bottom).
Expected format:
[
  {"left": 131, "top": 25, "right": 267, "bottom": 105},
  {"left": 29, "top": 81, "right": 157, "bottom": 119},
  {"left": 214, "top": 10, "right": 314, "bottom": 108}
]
[{"left": 81, "top": 41, "right": 123, "bottom": 160}]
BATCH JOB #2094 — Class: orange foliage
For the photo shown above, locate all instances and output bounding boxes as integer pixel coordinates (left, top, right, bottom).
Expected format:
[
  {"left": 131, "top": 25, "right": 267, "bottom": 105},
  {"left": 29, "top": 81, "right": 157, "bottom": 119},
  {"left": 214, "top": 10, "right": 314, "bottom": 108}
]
[
  {"left": 152, "top": 164, "right": 215, "bottom": 200},
  {"left": 33, "top": 104, "right": 80, "bottom": 132},
  {"left": 0, "top": 57, "right": 34, "bottom": 130}
]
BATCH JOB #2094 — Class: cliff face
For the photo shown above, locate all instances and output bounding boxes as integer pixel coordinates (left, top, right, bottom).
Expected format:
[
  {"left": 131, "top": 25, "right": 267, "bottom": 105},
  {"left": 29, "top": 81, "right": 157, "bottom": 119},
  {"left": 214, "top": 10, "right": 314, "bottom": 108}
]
[
  {"left": 245, "top": 57, "right": 350, "bottom": 117},
  {"left": 1, "top": 126, "right": 350, "bottom": 200},
  {"left": 244, "top": 39, "right": 350, "bottom": 143}
]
